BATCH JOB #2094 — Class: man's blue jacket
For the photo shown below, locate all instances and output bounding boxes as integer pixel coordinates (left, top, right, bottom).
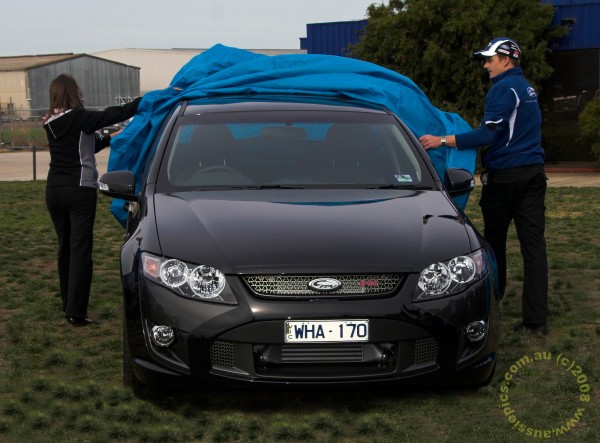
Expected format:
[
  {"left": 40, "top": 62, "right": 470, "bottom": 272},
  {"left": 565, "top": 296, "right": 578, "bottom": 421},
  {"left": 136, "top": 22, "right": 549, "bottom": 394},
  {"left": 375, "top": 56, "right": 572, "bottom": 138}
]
[{"left": 455, "top": 67, "right": 544, "bottom": 170}]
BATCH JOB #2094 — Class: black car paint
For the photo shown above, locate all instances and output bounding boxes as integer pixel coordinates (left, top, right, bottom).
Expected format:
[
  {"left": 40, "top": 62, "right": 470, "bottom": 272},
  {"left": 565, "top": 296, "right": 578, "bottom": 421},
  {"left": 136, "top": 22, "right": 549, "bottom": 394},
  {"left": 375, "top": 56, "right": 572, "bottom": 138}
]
[
  {"left": 102, "top": 97, "right": 499, "bottom": 389},
  {"left": 153, "top": 189, "right": 473, "bottom": 274}
]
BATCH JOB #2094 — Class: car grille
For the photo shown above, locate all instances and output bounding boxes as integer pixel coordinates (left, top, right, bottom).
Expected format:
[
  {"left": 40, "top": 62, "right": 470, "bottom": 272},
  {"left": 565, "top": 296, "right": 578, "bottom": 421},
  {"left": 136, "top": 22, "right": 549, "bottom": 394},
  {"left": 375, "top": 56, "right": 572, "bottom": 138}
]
[
  {"left": 210, "top": 338, "right": 438, "bottom": 370},
  {"left": 242, "top": 274, "right": 403, "bottom": 299},
  {"left": 281, "top": 344, "right": 365, "bottom": 363},
  {"left": 210, "top": 339, "right": 235, "bottom": 368},
  {"left": 414, "top": 337, "right": 438, "bottom": 366}
]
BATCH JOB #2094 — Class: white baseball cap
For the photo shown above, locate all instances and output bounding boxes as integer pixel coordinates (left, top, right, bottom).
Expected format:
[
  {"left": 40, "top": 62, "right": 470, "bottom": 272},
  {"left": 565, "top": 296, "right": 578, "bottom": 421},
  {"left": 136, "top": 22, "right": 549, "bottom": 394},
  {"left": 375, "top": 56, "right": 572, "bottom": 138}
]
[{"left": 474, "top": 38, "right": 521, "bottom": 60}]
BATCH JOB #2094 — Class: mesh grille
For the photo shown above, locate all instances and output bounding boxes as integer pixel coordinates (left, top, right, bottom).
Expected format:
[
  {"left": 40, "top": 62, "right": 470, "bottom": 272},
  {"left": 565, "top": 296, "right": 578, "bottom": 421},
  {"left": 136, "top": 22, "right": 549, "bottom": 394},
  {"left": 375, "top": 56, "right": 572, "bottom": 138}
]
[
  {"left": 210, "top": 340, "right": 235, "bottom": 368},
  {"left": 243, "top": 274, "right": 402, "bottom": 298},
  {"left": 281, "top": 345, "right": 364, "bottom": 363},
  {"left": 414, "top": 337, "right": 437, "bottom": 365}
]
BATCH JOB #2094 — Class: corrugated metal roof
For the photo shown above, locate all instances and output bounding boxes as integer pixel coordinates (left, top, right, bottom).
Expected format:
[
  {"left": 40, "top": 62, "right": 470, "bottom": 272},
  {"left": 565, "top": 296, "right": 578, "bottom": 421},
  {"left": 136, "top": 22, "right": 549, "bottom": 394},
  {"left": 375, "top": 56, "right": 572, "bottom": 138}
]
[
  {"left": 0, "top": 53, "right": 84, "bottom": 71},
  {"left": 0, "top": 53, "right": 141, "bottom": 73}
]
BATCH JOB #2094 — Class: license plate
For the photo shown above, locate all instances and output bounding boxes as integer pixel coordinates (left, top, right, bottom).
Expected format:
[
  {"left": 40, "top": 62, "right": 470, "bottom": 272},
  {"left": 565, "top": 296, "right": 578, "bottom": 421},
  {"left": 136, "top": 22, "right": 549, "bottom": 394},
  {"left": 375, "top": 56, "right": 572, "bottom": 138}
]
[{"left": 284, "top": 319, "right": 369, "bottom": 343}]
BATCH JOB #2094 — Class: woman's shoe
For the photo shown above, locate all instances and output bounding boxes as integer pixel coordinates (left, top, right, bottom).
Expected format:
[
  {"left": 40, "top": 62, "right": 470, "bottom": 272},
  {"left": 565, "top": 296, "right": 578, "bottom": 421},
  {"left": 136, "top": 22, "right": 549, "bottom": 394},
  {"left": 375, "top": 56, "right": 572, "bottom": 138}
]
[{"left": 67, "top": 317, "right": 95, "bottom": 326}]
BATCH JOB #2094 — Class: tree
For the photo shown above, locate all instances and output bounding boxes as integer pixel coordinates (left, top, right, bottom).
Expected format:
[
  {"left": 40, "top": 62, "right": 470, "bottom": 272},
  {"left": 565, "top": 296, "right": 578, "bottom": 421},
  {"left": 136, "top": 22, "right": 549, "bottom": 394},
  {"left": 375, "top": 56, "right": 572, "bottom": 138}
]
[
  {"left": 578, "top": 95, "right": 600, "bottom": 162},
  {"left": 350, "top": 0, "right": 566, "bottom": 124}
]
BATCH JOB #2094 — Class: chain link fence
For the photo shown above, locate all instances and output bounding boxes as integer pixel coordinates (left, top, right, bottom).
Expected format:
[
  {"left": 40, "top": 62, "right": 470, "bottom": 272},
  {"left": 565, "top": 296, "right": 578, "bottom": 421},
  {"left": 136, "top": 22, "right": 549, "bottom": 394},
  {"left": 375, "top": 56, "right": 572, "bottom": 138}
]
[
  {"left": 0, "top": 97, "right": 137, "bottom": 150},
  {"left": 0, "top": 107, "right": 46, "bottom": 150}
]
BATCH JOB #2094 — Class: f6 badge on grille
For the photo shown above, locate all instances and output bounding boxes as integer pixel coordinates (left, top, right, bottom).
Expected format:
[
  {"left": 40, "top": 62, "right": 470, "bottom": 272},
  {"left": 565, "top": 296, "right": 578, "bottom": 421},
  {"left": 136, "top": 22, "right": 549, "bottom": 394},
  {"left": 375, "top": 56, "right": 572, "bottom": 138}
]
[{"left": 308, "top": 278, "right": 342, "bottom": 292}]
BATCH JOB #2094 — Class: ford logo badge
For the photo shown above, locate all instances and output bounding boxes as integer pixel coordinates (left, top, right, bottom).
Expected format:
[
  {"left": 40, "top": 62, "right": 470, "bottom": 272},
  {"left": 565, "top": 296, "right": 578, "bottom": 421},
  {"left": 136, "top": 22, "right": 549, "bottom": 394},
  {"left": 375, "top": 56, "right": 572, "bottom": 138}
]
[{"left": 308, "top": 278, "right": 342, "bottom": 292}]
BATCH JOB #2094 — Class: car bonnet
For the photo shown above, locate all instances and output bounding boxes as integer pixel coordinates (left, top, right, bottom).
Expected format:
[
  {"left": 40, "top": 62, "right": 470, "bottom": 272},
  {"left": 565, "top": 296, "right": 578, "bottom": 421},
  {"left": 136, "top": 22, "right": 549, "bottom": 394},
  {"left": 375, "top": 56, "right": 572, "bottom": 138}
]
[{"left": 152, "top": 189, "right": 473, "bottom": 274}]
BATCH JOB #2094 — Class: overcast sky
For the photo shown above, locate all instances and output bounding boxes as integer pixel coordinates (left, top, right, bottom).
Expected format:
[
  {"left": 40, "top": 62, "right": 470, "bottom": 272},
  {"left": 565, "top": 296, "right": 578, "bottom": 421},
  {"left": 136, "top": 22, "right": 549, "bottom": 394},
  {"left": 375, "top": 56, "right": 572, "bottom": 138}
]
[{"left": 2, "top": 0, "right": 380, "bottom": 57}]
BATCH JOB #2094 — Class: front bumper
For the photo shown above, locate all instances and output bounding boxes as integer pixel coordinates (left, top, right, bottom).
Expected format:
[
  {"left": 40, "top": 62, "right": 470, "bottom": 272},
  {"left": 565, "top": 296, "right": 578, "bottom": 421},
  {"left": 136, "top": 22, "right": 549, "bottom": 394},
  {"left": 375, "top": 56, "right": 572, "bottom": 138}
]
[{"left": 126, "top": 274, "right": 499, "bottom": 388}]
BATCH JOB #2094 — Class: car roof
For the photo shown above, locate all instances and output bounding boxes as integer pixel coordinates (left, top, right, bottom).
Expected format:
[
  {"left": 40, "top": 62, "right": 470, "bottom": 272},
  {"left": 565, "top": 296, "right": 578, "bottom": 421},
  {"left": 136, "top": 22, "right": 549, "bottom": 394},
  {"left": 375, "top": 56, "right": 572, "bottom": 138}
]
[{"left": 182, "top": 94, "right": 390, "bottom": 116}]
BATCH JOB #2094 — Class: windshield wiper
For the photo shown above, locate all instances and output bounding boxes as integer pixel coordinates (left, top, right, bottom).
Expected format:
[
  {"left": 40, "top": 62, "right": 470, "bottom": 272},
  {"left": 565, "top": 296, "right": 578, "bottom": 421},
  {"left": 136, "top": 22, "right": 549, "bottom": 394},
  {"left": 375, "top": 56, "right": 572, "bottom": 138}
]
[
  {"left": 190, "top": 184, "right": 305, "bottom": 191},
  {"left": 366, "top": 184, "right": 432, "bottom": 190},
  {"left": 253, "top": 184, "right": 305, "bottom": 189}
]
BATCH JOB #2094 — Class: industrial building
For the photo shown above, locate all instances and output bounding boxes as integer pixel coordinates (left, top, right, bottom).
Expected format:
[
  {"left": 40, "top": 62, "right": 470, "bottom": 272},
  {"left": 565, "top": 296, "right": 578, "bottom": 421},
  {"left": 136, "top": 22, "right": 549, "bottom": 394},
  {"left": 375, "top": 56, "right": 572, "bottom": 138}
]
[
  {"left": 299, "top": 1, "right": 600, "bottom": 161},
  {"left": 1, "top": 0, "right": 598, "bottom": 160},
  {"left": 92, "top": 48, "right": 306, "bottom": 94},
  {"left": 0, "top": 53, "right": 139, "bottom": 120},
  {"left": 0, "top": 48, "right": 307, "bottom": 124},
  {"left": 541, "top": 0, "right": 600, "bottom": 160}
]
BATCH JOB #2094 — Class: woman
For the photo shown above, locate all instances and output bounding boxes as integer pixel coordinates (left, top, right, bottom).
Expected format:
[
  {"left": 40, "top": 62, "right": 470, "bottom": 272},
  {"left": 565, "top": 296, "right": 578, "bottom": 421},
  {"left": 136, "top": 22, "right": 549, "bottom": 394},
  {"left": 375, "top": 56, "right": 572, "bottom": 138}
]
[{"left": 44, "top": 74, "right": 141, "bottom": 326}]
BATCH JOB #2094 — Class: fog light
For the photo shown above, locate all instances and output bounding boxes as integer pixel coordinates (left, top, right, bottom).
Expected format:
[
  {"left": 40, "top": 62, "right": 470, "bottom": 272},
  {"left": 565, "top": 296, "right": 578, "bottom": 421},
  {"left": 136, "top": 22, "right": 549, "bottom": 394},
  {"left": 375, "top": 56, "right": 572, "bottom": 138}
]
[
  {"left": 465, "top": 321, "right": 486, "bottom": 342},
  {"left": 151, "top": 325, "right": 175, "bottom": 347}
]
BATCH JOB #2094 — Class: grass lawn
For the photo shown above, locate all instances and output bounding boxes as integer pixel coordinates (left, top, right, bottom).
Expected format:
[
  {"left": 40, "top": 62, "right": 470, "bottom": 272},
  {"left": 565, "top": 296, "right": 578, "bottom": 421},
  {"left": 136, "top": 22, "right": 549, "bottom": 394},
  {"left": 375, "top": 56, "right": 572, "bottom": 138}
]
[
  {"left": 0, "top": 123, "right": 47, "bottom": 148},
  {"left": 0, "top": 181, "right": 598, "bottom": 442}
]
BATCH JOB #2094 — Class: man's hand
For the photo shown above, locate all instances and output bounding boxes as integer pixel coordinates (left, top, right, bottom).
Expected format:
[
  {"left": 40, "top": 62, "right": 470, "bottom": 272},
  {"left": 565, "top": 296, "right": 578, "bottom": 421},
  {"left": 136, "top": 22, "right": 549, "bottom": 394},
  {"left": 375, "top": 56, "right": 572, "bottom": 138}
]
[{"left": 418, "top": 134, "right": 441, "bottom": 150}]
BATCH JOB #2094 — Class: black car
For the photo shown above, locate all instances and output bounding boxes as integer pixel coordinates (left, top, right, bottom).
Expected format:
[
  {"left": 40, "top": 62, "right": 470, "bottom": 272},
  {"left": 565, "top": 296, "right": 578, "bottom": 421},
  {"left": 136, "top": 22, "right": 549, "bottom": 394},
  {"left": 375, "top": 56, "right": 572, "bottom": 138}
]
[{"left": 99, "top": 95, "right": 499, "bottom": 390}]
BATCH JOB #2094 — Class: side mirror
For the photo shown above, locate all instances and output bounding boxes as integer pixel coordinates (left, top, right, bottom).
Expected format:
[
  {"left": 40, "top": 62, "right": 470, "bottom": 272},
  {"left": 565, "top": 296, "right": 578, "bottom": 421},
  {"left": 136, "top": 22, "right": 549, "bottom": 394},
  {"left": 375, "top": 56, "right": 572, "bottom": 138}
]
[
  {"left": 98, "top": 170, "right": 138, "bottom": 201},
  {"left": 445, "top": 168, "right": 475, "bottom": 197}
]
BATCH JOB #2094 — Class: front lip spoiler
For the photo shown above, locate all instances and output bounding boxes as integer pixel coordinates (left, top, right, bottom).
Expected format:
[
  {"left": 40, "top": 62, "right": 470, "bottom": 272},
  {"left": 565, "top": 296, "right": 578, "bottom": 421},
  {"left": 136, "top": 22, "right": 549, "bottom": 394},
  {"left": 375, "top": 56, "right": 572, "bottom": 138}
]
[
  {"left": 130, "top": 348, "right": 498, "bottom": 388},
  {"left": 132, "top": 357, "right": 184, "bottom": 385},
  {"left": 132, "top": 354, "right": 496, "bottom": 387},
  {"left": 134, "top": 357, "right": 183, "bottom": 377}
]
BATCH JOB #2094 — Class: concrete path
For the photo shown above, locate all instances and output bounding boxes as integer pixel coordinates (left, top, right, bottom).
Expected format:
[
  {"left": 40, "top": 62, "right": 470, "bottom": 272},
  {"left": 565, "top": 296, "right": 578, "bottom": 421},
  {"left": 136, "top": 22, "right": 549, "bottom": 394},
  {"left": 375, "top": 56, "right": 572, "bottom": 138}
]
[
  {"left": 1, "top": 148, "right": 599, "bottom": 186},
  {"left": 0, "top": 149, "right": 111, "bottom": 181}
]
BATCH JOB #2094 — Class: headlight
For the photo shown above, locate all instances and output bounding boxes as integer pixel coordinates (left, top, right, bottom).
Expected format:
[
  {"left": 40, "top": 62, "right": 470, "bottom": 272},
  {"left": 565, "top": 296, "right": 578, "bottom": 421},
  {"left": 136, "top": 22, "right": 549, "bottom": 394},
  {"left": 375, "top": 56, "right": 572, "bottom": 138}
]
[
  {"left": 414, "top": 250, "right": 486, "bottom": 301},
  {"left": 160, "top": 259, "right": 188, "bottom": 288},
  {"left": 188, "top": 265, "right": 226, "bottom": 297},
  {"left": 142, "top": 253, "right": 236, "bottom": 305}
]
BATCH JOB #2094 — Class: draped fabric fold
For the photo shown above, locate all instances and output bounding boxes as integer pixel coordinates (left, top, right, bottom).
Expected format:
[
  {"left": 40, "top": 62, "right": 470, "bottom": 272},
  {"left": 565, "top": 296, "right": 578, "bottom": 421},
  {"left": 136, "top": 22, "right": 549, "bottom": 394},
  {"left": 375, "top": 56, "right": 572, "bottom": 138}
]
[{"left": 109, "top": 44, "right": 475, "bottom": 225}]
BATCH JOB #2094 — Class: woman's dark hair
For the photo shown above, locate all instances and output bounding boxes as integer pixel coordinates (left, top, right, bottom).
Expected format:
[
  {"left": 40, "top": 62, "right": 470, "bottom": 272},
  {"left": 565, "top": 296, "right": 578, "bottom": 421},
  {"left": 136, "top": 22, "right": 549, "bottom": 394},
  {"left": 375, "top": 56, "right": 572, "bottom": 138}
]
[{"left": 48, "top": 74, "right": 84, "bottom": 114}]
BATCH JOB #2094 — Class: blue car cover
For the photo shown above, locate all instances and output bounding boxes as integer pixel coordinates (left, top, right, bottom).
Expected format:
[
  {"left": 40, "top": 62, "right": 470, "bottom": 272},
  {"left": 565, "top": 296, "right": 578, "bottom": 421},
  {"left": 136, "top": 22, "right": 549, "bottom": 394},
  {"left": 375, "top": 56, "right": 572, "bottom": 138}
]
[{"left": 108, "top": 44, "right": 476, "bottom": 226}]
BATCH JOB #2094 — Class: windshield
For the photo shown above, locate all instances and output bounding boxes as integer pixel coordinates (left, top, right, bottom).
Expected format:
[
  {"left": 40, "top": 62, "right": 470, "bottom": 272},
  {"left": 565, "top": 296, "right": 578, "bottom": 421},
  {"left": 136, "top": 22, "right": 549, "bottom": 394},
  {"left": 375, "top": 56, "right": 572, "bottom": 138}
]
[{"left": 156, "top": 109, "right": 434, "bottom": 191}]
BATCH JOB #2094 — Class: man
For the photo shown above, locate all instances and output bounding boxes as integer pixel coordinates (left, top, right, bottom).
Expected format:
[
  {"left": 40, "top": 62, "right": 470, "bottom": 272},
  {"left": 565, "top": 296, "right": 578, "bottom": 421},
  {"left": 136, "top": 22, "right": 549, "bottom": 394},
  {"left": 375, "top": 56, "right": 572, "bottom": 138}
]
[{"left": 419, "top": 38, "right": 548, "bottom": 335}]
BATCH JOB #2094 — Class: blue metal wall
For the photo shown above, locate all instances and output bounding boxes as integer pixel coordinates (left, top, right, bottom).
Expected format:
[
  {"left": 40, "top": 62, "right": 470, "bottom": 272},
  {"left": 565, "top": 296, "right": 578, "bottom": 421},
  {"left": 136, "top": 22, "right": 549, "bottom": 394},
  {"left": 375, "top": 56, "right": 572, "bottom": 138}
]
[
  {"left": 301, "top": 20, "right": 367, "bottom": 57},
  {"left": 543, "top": 0, "right": 600, "bottom": 50},
  {"left": 301, "top": 3, "right": 599, "bottom": 56}
]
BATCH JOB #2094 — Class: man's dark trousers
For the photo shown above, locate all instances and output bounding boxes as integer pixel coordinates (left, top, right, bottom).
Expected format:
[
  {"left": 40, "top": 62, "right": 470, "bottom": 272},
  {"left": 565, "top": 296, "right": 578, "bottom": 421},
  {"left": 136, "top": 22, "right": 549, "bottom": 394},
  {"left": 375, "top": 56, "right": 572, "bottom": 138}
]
[{"left": 479, "top": 164, "right": 548, "bottom": 326}]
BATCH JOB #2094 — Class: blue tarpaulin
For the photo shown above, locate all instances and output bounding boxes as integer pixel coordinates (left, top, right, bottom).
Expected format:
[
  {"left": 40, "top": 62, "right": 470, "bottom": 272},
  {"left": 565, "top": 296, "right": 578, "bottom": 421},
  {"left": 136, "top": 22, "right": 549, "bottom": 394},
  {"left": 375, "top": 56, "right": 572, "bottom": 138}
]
[{"left": 109, "top": 44, "right": 476, "bottom": 226}]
